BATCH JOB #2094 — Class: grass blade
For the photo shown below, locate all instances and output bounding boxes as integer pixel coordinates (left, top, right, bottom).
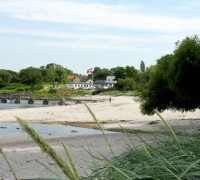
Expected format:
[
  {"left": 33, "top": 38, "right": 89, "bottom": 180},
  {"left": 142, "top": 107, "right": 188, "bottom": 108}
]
[
  {"left": 154, "top": 110, "right": 183, "bottom": 152},
  {"left": 16, "top": 117, "right": 78, "bottom": 180},
  {"left": 0, "top": 145, "right": 18, "bottom": 180},
  {"left": 85, "top": 103, "right": 114, "bottom": 156},
  {"left": 180, "top": 159, "right": 200, "bottom": 178},
  {"left": 62, "top": 142, "right": 80, "bottom": 179}
]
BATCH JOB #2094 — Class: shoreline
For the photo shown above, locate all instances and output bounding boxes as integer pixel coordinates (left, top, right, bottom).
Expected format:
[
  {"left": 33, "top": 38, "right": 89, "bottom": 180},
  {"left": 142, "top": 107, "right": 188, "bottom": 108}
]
[{"left": 0, "top": 95, "right": 200, "bottom": 133}]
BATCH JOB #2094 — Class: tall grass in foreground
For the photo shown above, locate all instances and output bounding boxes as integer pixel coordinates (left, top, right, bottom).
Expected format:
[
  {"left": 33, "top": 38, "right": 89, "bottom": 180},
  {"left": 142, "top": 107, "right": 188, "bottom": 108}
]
[
  {"left": 0, "top": 145, "right": 18, "bottom": 180},
  {"left": 84, "top": 112, "right": 200, "bottom": 180},
  {"left": 16, "top": 117, "right": 79, "bottom": 180},
  {"left": 0, "top": 108, "right": 199, "bottom": 179}
]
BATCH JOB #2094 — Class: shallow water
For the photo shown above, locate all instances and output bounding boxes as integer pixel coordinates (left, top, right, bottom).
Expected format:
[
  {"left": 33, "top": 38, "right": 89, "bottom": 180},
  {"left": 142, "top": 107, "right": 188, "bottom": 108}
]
[
  {"left": 0, "top": 100, "right": 57, "bottom": 110},
  {"left": 0, "top": 122, "right": 113, "bottom": 136}
]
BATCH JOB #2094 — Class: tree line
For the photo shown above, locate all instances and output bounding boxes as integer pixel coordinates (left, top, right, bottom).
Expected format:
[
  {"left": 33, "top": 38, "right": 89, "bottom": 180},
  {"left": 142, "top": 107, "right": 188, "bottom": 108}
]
[{"left": 0, "top": 63, "right": 73, "bottom": 92}]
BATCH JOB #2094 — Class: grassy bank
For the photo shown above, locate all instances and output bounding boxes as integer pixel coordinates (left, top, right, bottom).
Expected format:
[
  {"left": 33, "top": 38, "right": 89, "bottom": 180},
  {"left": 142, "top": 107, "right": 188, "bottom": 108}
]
[
  {"left": 92, "top": 89, "right": 141, "bottom": 96},
  {"left": 0, "top": 83, "right": 93, "bottom": 99},
  {"left": 86, "top": 133, "right": 200, "bottom": 179}
]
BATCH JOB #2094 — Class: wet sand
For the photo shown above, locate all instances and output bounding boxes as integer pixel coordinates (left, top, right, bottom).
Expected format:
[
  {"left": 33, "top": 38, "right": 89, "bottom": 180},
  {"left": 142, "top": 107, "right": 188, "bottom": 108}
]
[{"left": 0, "top": 96, "right": 200, "bottom": 179}]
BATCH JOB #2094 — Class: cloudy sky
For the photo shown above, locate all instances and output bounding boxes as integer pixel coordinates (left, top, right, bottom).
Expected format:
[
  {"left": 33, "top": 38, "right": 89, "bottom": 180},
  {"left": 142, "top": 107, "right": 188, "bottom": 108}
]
[{"left": 0, "top": 0, "right": 200, "bottom": 74}]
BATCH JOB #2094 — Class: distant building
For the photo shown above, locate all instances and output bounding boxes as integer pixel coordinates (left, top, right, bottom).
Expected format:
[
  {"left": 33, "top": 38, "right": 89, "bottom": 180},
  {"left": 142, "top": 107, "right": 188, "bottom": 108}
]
[
  {"left": 93, "top": 76, "right": 117, "bottom": 89},
  {"left": 67, "top": 75, "right": 81, "bottom": 83},
  {"left": 67, "top": 81, "right": 94, "bottom": 90},
  {"left": 66, "top": 76, "right": 117, "bottom": 90}
]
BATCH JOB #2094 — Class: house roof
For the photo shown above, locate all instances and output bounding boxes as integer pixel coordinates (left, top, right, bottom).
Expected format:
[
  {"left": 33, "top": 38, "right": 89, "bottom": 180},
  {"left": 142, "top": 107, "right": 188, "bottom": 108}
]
[{"left": 67, "top": 75, "right": 79, "bottom": 80}]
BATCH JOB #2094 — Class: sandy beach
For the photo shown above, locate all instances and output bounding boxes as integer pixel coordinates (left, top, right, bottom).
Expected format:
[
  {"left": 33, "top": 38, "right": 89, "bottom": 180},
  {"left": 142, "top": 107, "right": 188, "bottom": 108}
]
[
  {"left": 0, "top": 96, "right": 200, "bottom": 132},
  {"left": 0, "top": 96, "right": 200, "bottom": 179}
]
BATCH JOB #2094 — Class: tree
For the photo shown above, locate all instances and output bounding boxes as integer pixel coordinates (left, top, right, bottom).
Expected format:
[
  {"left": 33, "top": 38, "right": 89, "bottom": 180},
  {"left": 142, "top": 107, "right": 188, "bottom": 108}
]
[
  {"left": 0, "top": 70, "right": 13, "bottom": 87},
  {"left": 116, "top": 78, "right": 136, "bottom": 91},
  {"left": 169, "top": 35, "right": 200, "bottom": 110},
  {"left": 141, "top": 35, "right": 200, "bottom": 114},
  {"left": 20, "top": 67, "right": 42, "bottom": 92},
  {"left": 140, "top": 61, "right": 145, "bottom": 72},
  {"left": 93, "top": 67, "right": 113, "bottom": 81},
  {"left": 43, "top": 68, "right": 56, "bottom": 87},
  {"left": 55, "top": 66, "right": 67, "bottom": 86},
  {"left": 125, "top": 66, "right": 138, "bottom": 78},
  {"left": 45, "top": 63, "right": 67, "bottom": 86},
  {"left": 111, "top": 67, "right": 126, "bottom": 80},
  {"left": 141, "top": 55, "right": 174, "bottom": 114}
]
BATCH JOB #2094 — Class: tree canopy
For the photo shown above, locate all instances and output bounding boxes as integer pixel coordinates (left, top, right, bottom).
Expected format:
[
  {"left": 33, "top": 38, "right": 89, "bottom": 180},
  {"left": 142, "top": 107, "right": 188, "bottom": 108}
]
[
  {"left": 0, "top": 70, "right": 13, "bottom": 87},
  {"left": 141, "top": 36, "right": 200, "bottom": 114},
  {"left": 20, "top": 67, "right": 42, "bottom": 92}
]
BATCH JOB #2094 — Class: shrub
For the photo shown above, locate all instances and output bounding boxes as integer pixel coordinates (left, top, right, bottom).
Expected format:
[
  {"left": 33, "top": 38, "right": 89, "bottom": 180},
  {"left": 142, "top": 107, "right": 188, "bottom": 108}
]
[
  {"left": 116, "top": 78, "right": 136, "bottom": 91},
  {"left": 48, "top": 88, "right": 58, "bottom": 94}
]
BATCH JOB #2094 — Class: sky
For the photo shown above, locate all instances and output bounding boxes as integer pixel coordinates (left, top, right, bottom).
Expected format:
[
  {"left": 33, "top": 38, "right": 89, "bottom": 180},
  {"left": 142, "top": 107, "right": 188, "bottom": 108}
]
[{"left": 0, "top": 0, "right": 200, "bottom": 74}]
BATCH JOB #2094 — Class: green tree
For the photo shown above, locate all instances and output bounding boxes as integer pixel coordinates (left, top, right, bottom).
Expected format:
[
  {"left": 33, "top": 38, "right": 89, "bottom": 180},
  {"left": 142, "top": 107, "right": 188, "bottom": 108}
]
[
  {"left": 125, "top": 66, "right": 138, "bottom": 78},
  {"left": 55, "top": 66, "right": 67, "bottom": 86},
  {"left": 141, "top": 35, "right": 200, "bottom": 114},
  {"left": 46, "top": 63, "right": 67, "bottom": 86},
  {"left": 141, "top": 55, "right": 174, "bottom": 114},
  {"left": 169, "top": 35, "right": 200, "bottom": 110},
  {"left": 0, "top": 70, "right": 13, "bottom": 87},
  {"left": 116, "top": 78, "right": 136, "bottom": 91},
  {"left": 43, "top": 68, "right": 56, "bottom": 87},
  {"left": 111, "top": 66, "right": 126, "bottom": 80},
  {"left": 93, "top": 67, "right": 113, "bottom": 81},
  {"left": 140, "top": 61, "right": 145, "bottom": 72},
  {"left": 20, "top": 67, "right": 42, "bottom": 92}
]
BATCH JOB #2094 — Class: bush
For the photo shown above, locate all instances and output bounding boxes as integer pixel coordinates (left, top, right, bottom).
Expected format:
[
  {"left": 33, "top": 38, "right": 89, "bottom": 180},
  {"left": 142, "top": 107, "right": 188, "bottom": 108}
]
[
  {"left": 0, "top": 83, "right": 30, "bottom": 92},
  {"left": 48, "top": 88, "right": 58, "bottom": 94},
  {"left": 92, "top": 88, "right": 114, "bottom": 95},
  {"left": 34, "top": 84, "right": 44, "bottom": 90},
  {"left": 116, "top": 78, "right": 136, "bottom": 91}
]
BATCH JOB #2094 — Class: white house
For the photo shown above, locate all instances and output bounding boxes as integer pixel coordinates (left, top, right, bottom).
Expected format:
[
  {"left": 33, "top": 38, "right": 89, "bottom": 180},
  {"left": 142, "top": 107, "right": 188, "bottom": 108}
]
[
  {"left": 67, "top": 82, "right": 94, "bottom": 90},
  {"left": 66, "top": 76, "right": 117, "bottom": 90},
  {"left": 93, "top": 76, "right": 117, "bottom": 89}
]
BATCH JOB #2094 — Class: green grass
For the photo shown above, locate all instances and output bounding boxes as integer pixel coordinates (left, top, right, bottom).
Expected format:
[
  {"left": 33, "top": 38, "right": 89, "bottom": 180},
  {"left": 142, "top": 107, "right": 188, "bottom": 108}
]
[
  {"left": 85, "top": 133, "right": 200, "bottom": 179},
  {"left": 0, "top": 83, "right": 93, "bottom": 99},
  {"left": 93, "top": 89, "right": 141, "bottom": 96}
]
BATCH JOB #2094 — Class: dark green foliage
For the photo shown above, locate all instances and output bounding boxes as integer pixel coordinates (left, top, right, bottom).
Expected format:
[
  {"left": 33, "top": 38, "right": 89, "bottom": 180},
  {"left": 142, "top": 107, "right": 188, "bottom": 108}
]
[
  {"left": 140, "top": 60, "right": 145, "bottom": 72},
  {"left": 116, "top": 78, "right": 136, "bottom": 91},
  {"left": 0, "top": 83, "right": 30, "bottom": 92},
  {"left": 111, "top": 66, "right": 126, "bottom": 79},
  {"left": 48, "top": 88, "right": 58, "bottom": 94},
  {"left": 86, "top": 134, "right": 200, "bottom": 180},
  {"left": 93, "top": 67, "right": 113, "bottom": 81},
  {"left": 20, "top": 67, "right": 42, "bottom": 92},
  {"left": 92, "top": 88, "right": 115, "bottom": 95},
  {"left": 111, "top": 66, "right": 138, "bottom": 80},
  {"left": 0, "top": 69, "right": 13, "bottom": 87},
  {"left": 141, "top": 55, "right": 174, "bottom": 114},
  {"left": 45, "top": 63, "right": 67, "bottom": 87},
  {"left": 169, "top": 35, "right": 200, "bottom": 110},
  {"left": 141, "top": 36, "right": 200, "bottom": 114}
]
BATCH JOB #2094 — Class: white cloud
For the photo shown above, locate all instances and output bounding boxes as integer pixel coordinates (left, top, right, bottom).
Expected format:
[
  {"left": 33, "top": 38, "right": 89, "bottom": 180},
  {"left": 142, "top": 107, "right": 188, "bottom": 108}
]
[
  {"left": 0, "top": 27, "right": 190, "bottom": 44},
  {"left": 0, "top": 0, "right": 200, "bottom": 33}
]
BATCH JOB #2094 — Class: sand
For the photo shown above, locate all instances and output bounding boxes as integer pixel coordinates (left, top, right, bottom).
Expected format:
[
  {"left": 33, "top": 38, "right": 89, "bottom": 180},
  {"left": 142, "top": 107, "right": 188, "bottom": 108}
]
[
  {"left": 0, "top": 96, "right": 200, "bottom": 132},
  {"left": 0, "top": 95, "right": 200, "bottom": 179}
]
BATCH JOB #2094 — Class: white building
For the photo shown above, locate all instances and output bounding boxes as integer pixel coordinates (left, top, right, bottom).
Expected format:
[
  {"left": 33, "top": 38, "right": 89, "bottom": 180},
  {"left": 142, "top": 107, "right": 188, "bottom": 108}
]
[
  {"left": 67, "top": 82, "right": 94, "bottom": 90},
  {"left": 66, "top": 76, "right": 117, "bottom": 90},
  {"left": 93, "top": 76, "right": 117, "bottom": 89}
]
